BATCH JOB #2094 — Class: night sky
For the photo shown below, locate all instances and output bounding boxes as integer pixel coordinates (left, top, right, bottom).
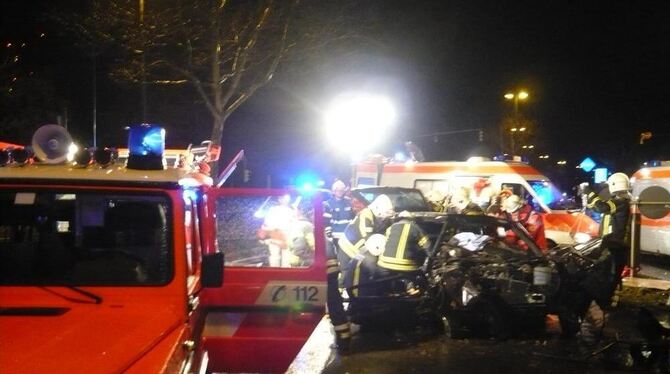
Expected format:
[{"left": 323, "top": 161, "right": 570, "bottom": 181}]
[{"left": 2, "top": 1, "right": 669, "bottom": 189}]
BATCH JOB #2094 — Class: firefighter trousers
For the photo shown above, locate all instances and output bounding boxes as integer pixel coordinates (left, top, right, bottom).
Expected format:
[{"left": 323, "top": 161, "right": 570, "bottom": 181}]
[{"left": 326, "top": 239, "right": 350, "bottom": 347}]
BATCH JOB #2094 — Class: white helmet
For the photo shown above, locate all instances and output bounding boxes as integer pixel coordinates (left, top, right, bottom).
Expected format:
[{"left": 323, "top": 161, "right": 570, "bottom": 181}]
[
  {"left": 607, "top": 172, "right": 630, "bottom": 193},
  {"left": 368, "top": 194, "right": 394, "bottom": 218},
  {"left": 501, "top": 194, "right": 524, "bottom": 213},
  {"left": 425, "top": 190, "right": 445, "bottom": 204},
  {"left": 364, "top": 233, "right": 387, "bottom": 256},
  {"left": 331, "top": 180, "right": 346, "bottom": 192},
  {"left": 451, "top": 187, "right": 472, "bottom": 212}
]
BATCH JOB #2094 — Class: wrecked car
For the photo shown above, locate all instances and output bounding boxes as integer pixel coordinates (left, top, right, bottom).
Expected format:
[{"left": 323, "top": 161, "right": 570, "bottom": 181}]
[{"left": 347, "top": 212, "right": 616, "bottom": 339}]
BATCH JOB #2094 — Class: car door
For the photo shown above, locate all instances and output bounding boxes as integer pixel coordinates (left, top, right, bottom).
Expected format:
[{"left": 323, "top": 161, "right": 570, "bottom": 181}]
[{"left": 199, "top": 187, "right": 327, "bottom": 373}]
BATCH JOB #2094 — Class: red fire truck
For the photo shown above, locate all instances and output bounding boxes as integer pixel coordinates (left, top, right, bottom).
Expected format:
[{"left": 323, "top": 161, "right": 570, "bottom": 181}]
[{"left": 0, "top": 124, "right": 327, "bottom": 373}]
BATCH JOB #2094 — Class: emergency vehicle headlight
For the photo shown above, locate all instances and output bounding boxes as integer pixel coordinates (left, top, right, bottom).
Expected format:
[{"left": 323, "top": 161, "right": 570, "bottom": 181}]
[
  {"left": 127, "top": 124, "right": 165, "bottom": 170},
  {"left": 73, "top": 148, "right": 93, "bottom": 167},
  {"left": 573, "top": 232, "right": 591, "bottom": 244}
]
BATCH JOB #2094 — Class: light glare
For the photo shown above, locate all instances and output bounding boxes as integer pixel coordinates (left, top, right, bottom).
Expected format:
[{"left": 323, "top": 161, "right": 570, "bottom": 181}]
[{"left": 324, "top": 93, "right": 396, "bottom": 154}]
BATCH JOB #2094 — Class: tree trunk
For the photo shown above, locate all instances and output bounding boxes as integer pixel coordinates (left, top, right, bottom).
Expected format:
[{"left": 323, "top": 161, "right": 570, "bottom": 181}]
[{"left": 209, "top": 114, "right": 225, "bottom": 177}]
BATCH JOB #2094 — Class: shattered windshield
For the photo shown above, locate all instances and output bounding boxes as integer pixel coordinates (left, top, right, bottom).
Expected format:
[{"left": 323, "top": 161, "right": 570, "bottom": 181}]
[{"left": 0, "top": 189, "right": 172, "bottom": 286}]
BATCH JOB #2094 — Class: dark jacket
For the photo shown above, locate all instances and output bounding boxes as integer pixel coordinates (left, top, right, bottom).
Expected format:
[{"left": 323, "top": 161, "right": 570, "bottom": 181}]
[
  {"left": 378, "top": 219, "right": 431, "bottom": 272},
  {"left": 323, "top": 196, "right": 354, "bottom": 239}
]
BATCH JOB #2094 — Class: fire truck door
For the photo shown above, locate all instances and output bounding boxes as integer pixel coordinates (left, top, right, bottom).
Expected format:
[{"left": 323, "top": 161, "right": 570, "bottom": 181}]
[{"left": 200, "top": 188, "right": 327, "bottom": 373}]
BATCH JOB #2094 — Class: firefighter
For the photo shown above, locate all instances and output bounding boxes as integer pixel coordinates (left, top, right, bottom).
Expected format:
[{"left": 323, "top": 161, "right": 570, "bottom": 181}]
[
  {"left": 377, "top": 212, "right": 432, "bottom": 279},
  {"left": 573, "top": 173, "right": 632, "bottom": 344},
  {"left": 449, "top": 187, "right": 484, "bottom": 215},
  {"left": 425, "top": 190, "right": 447, "bottom": 212},
  {"left": 501, "top": 194, "right": 548, "bottom": 250},
  {"left": 323, "top": 180, "right": 354, "bottom": 351},
  {"left": 581, "top": 172, "right": 632, "bottom": 292},
  {"left": 327, "top": 194, "right": 393, "bottom": 349},
  {"left": 323, "top": 180, "right": 354, "bottom": 244},
  {"left": 339, "top": 194, "right": 394, "bottom": 296}
]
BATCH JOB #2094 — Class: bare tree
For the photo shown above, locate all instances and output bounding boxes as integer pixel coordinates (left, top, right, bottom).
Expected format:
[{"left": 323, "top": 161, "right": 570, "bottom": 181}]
[{"left": 62, "top": 0, "right": 369, "bottom": 147}]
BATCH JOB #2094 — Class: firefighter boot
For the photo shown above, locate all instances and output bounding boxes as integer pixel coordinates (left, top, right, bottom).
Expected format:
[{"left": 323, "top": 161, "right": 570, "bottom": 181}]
[{"left": 333, "top": 323, "right": 351, "bottom": 353}]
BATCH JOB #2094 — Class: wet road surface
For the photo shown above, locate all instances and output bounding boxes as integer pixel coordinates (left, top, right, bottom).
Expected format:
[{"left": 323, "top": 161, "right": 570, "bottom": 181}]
[
  {"left": 285, "top": 254, "right": 670, "bottom": 373},
  {"left": 315, "top": 286, "right": 670, "bottom": 374}
]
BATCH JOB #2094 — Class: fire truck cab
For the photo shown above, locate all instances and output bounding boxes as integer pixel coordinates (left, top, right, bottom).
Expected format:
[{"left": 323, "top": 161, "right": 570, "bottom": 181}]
[
  {"left": 0, "top": 125, "right": 326, "bottom": 373},
  {"left": 354, "top": 156, "right": 599, "bottom": 247}
]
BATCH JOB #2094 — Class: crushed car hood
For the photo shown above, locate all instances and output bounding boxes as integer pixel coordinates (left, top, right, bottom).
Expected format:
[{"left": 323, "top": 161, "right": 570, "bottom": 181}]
[{"left": 0, "top": 302, "right": 183, "bottom": 373}]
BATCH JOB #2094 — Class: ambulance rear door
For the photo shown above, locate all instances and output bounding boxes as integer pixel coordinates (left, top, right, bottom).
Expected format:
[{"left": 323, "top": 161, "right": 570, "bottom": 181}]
[
  {"left": 199, "top": 187, "right": 327, "bottom": 373},
  {"left": 633, "top": 168, "right": 670, "bottom": 256}
]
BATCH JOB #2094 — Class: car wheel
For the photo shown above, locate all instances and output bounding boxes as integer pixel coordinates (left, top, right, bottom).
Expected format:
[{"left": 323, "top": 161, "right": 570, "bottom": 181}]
[
  {"left": 468, "top": 296, "right": 511, "bottom": 341},
  {"left": 441, "top": 313, "right": 468, "bottom": 339}
]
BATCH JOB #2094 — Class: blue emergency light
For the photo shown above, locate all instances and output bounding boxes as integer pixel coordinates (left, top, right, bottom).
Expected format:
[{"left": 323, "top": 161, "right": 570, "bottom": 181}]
[{"left": 127, "top": 124, "right": 165, "bottom": 170}]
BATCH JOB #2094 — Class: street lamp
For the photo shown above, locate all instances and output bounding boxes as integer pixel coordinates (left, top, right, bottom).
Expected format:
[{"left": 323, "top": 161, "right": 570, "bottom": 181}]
[
  {"left": 505, "top": 90, "right": 529, "bottom": 115},
  {"left": 323, "top": 92, "right": 396, "bottom": 183},
  {"left": 504, "top": 90, "right": 529, "bottom": 153}
]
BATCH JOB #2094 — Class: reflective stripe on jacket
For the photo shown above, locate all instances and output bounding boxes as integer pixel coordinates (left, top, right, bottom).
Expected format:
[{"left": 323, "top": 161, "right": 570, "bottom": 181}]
[
  {"left": 378, "top": 219, "right": 430, "bottom": 271},
  {"left": 339, "top": 208, "right": 375, "bottom": 258}
]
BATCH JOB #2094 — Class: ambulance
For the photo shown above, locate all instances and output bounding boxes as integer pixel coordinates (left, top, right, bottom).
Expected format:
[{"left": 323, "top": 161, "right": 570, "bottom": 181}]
[
  {"left": 354, "top": 156, "right": 600, "bottom": 247},
  {"left": 0, "top": 124, "right": 327, "bottom": 373},
  {"left": 631, "top": 164, "right": 670, "bottom": 255}
]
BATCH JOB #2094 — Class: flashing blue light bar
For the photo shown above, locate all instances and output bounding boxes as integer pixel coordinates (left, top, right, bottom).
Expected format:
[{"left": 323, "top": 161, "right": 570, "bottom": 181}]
[
  {"left": 127, "top": 124, "right": 165, "bottom": 170},
  {"left": 393, "top": 152, "right": 407, "bottom": 162},
  {"left": 295, "top": 173, "right": 320, "bottom": 194}
]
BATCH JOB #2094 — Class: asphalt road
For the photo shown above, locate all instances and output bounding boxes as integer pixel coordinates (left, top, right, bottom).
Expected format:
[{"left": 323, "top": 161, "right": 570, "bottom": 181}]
[
  {"left": 318, "top": 304, "right": 668, "bottom": 374},
  {"left": 640, "top": 253, "right": 670, "bottom": 281}
]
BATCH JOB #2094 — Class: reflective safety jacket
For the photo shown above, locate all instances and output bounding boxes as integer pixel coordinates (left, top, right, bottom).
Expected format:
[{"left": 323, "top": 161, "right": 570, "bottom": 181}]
[
  {"left": 323, "top": 196, "right": 354, "bottom": 239},
  {"left": 586, "top": 191, "right": 631, "bottom": 246},
  {"left": 338, "top": 207, "right": 375, "bottom": 259},
  {"left": 378, "top": 219, "right": 431, "bottom": 272}
]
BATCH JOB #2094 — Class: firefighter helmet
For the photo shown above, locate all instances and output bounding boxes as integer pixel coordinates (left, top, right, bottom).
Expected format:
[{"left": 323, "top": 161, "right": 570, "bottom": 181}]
[
  {"left": 451, "top": 187, "right": 472, "bottom": 212},
  {"left": 502, "top": 194, "right": 524, "bottom": 213},
  {"left": 425, "top": 190, "right": 445, "bottom": 204},
  {"left": 364, "top": 233, "right": 387, "bottom": 256},
  {"left": 425, "top": 190, "right": 446, "bottom": 211},
  {"left": 368, "top": 194, "right": 394, "bottom": 218},
  {"left": 332, "top": 180, "right": 346, "bottom": 192},
  {"left": 607, "top": 172, "right": 630, "bottom": 193}
]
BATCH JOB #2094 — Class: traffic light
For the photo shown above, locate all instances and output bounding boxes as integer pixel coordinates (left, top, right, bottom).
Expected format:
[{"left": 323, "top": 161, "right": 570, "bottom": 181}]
[
  {"left": 243, "top": 169, "right": 251, "bottom": 182},
  {"left": 478, "top": 130, "right": 484, "bottom": 142}
]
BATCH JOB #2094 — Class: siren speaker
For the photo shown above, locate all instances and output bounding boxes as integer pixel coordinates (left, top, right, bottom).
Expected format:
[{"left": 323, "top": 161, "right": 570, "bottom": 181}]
[
  {"left": 31, "top": 124, "right": 73, "bottom": 164},
  {"left": 639, "top": 186, "right": 670, "bottom": 219}
]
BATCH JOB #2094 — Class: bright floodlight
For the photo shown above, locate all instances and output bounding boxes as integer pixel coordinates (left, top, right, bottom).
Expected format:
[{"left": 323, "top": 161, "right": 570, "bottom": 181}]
[
  {"left": 518, "top": 91, "right": 529, "bottom": 100},
  {"left": 504, "top": 93, "right": 515, "bottom": 100},
  {"left": 324, "top": 93, "right": 396, "bottom": 155}
]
